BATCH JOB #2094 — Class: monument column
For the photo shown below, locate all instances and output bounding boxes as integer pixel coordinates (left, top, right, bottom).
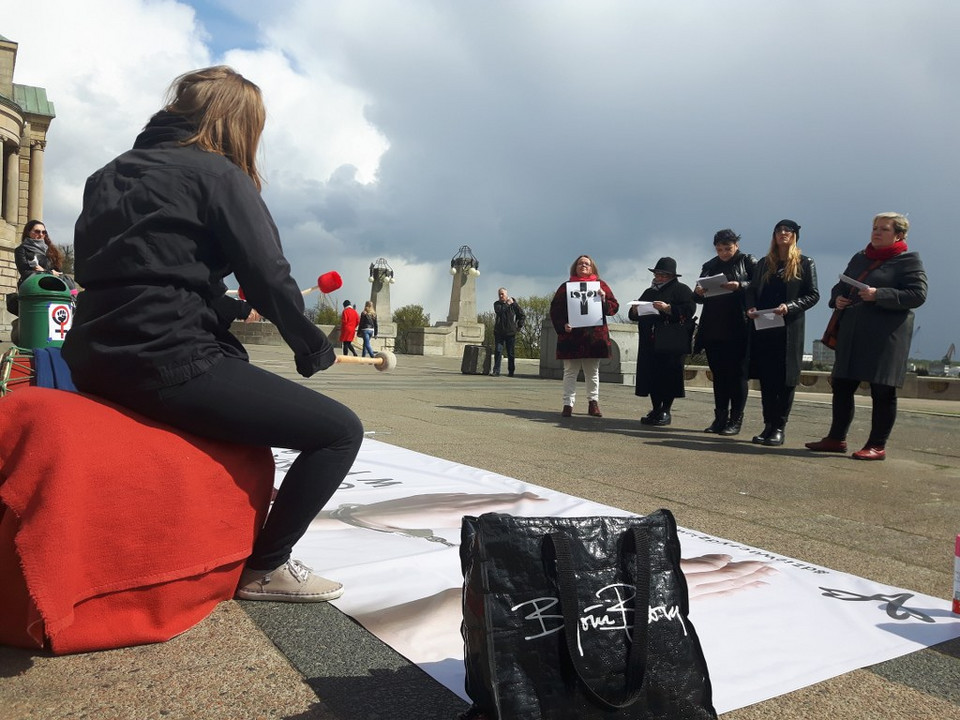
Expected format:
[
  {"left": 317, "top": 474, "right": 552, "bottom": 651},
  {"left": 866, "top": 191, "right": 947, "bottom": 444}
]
[
  {"left": 367, "top": 257, "right": 394, "bottom": 319},
  {"left": 447, "top": 245, "right": 479, "bottom": 323},
  {"left": 28, "top": 140, "right": 45, "bottom": 220},
  {"left": 3, "top": 141, "right": 18, "bottom": 224}
]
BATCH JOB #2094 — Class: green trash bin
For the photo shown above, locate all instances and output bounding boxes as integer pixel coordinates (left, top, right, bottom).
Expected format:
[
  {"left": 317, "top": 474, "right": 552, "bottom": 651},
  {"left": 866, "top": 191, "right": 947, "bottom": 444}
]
[{"left": 16, "top": 273, "right": 75, "bottom": 349}]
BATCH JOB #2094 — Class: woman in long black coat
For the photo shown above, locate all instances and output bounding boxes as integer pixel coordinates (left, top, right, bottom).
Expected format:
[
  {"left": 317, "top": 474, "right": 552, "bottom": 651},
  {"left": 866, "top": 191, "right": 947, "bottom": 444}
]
[
  {"left": 745, "top": 220, "right": 819, "bottom": 446},
  {"left": 805, "top": 212, "right": 926, "bottom": 461},
  {"left": 694, "top": 229, "right": 757, "bottom": 435},
  {"left": 628, "top": 257, "right": 696, "bottom": 426}
]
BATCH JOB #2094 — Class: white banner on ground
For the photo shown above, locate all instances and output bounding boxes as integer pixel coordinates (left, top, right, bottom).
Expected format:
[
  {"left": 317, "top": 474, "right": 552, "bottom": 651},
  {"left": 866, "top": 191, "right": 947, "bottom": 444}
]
[{"left": 278, "top": 440, "right": 960, "bottom": 714}]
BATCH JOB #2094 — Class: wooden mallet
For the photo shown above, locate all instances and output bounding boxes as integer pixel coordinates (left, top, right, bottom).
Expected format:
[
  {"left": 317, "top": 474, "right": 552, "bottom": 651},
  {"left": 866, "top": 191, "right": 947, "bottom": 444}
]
[{"left": 335, "top": 351, "right": 397, "bottom": 372}]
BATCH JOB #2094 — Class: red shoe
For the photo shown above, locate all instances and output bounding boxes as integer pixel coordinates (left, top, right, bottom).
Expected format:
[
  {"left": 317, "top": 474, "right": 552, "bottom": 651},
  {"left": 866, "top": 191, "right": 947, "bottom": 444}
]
[
  {"left": 588, "top": 400, "right": 602, "bottom": 417},
  {"left": 805, "top": 437, "right": 847, "bottom": 453},
  {"left": 852, "top": 446, "right": 886, "bottom": 461},
  {"left": 561, "top": 405, "right": 573, "bottom": 417}
]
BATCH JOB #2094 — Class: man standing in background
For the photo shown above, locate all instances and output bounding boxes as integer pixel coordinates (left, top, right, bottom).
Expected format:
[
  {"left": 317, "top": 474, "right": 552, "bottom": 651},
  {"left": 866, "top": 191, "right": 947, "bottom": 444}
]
[{"left": 492, "top": 288, "right": 525, "bottom": 377}]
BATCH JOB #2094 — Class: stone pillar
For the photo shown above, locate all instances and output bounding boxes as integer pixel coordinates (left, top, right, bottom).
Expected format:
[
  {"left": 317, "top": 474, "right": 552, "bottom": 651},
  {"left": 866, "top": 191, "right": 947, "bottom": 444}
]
[
  {"left": 28, "top": 140, "right": 44, "bottom": 220},
  {"left": 446, "top": 263, "right": 479, "bottom": 323},
  {"left": 446, "top": 246, "right": 481, "bottom": 324},
  {"left": 3, "top": 141, "right": 18, "bottom": 224},
  {"left": 368, "top": 266, "right": 393, "bottom": 319}
]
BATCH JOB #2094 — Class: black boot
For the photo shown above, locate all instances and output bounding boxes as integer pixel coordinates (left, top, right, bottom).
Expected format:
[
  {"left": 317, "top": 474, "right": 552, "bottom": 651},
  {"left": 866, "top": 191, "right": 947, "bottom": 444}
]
[
  {"left": 640, "top": 403, "right": 661, "bottom": 425},
  {"left": 704, "top": 410, "right": 728, "bottom": 434},
  {"left": 762, "top": 426, "right": 785, "bottom": 446},
  {"left": 752, "top": 423, "right": 773, "bottom": 444},
  {"left": 719, "top": 414, "right": 743, "bottom": 436}
]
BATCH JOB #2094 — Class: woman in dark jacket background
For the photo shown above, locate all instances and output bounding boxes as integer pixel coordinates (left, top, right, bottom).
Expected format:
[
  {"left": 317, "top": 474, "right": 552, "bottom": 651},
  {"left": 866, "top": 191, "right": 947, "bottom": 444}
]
[
  {"left": 806, "top": 212, "right": 926, "bottom": 461},
  {"left": 14, "top": 220, "right": 66, "bottom": 285},
  {"left": 549, "top": 254, "right": 619, "bottom": 417},
  {"left": 746, "top": 219, "right": 819, "bottom": 446},
  {"left": 628, "top": 257, "right": 696, "bottom": 427},
  {"left": 694, "top": 229, "right": 757, "bottom": 435},
  {"left": 62, "top": 66, "right": 363, "bottom": 604}
]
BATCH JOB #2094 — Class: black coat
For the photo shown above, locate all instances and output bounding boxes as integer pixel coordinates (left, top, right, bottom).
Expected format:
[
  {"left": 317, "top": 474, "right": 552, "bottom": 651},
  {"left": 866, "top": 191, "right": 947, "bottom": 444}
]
[
  {"left": 62, "top": 112, "right": 335, "bottom": 393},
  {"left": 693, "top": 251, "right": 757, "bottom": 353},
  {"left": 628, "top": 278, "right": 696, "bottom": 398},
  {"left": 830, "top": 250, "right": 926, "bottom": 387},
  {"left": 746, "top": 256, "right": 819, "bottom": 386}
]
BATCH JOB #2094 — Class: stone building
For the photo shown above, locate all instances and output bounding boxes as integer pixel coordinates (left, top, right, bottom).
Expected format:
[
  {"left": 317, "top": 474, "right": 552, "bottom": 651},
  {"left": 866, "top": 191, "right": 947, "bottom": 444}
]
[{"left": 1, "top": 33, "right": 56, "bottom": 337}]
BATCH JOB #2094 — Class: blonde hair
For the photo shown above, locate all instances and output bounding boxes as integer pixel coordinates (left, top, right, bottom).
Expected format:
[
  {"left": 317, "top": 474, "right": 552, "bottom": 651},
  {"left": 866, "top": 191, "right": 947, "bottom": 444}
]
[
  {"left": 761, "top": 231, "right": 803, "bottom": 283},
  {"left": 874, "top": 211, "right": 909, "bottom": 238},
  {"left": 164, "top": 66, "right": 266, "bottom": 189},
  {"left": 363, "top": 301, "right": 377, "bottom": 318}
]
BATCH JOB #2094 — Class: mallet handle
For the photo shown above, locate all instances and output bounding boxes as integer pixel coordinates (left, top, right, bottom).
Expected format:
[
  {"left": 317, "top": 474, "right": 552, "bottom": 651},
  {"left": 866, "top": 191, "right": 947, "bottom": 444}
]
[{"left": 335, "top": 355, "right": 383, "bottom": 367}]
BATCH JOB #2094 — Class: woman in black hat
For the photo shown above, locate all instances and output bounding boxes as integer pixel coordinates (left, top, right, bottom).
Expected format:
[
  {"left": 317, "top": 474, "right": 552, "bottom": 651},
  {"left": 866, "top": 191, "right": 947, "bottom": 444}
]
[
  {"left": 628, "top": 257, "right": 696, "bottom": 426},
  {"left": 694, "top": 229, "right": 758, "bottom": 435},
  {"left": 745, "top": 220, "right": 819, "bottom": 446}
]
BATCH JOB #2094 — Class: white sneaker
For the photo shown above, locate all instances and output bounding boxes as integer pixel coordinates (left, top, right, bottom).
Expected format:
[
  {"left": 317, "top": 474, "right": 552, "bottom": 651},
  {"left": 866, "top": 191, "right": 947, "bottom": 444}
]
[{"left": 235, "top": 559, "right": 344, "bottom": 603}]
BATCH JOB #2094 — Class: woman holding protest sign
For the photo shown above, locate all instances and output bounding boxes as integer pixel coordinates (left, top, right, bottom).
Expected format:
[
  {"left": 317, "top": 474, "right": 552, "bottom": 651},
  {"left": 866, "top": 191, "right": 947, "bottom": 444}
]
[{"left": 549, "top": 255, "right": 619, "bottom": 418}]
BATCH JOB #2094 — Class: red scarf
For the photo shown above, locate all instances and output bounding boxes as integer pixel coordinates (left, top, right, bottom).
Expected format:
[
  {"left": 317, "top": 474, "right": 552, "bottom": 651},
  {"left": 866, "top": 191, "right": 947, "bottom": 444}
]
[
  {"left": 569, "top": 274, "right": 599, "bottom": 282},
  {"left": 864, "top": 239, "right": 908, "bottom": 261}
]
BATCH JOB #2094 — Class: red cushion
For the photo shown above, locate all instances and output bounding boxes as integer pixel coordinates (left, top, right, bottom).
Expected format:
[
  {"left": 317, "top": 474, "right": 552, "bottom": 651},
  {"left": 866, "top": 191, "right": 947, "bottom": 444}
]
[{"left": 0, "top": 387, "right": 273, "bottom": 653}]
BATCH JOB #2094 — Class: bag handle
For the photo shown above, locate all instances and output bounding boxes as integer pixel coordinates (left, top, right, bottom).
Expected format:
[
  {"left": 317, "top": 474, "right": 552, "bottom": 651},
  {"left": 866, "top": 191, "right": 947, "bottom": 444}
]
[{"left": 548, "top": 527, "right": 651, "bottom": 710}]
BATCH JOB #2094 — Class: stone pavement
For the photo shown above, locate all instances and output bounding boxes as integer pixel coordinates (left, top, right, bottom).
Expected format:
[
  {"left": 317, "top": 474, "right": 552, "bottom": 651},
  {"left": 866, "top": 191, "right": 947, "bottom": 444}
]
[{"left": 1, "top": 344, "right": 959, "bottom": 719}]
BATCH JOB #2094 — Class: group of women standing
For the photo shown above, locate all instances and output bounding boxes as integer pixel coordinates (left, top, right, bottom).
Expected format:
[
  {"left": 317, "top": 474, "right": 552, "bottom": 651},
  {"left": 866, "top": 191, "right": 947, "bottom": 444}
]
[{"left": 549, "top": 213, "right": 926, "bottom": 460}]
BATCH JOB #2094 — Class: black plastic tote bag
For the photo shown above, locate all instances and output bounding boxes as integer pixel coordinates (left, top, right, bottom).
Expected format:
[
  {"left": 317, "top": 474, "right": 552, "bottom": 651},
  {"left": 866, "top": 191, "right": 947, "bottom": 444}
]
[{"left": 460, "top": 510, "right": 716, "bottom": 720}]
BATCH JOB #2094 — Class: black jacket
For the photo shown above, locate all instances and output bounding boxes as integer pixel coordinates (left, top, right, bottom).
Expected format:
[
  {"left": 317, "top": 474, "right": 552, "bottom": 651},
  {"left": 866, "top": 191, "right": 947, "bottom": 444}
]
[
  {"left": 493, "top": 299, "right": 525, "bottom": 337},
  {"left": 830, "top": 250, "right": 926, "bottom": 387},
  {"left": 693, "top": 251, "right": 757, "bottom": 352},
  {"left": 62, "top": 112, "right": 335, "bottom": 392},
  {"left": 628, "top": 278, "right": 696, "bottom": 398},
  {"left": 746, "top": 255, "right": 819, "bottom": 385}
]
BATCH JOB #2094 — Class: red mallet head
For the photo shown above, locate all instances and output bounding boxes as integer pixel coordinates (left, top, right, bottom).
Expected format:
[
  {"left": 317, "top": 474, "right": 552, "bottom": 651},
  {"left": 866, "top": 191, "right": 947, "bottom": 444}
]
[
  {"left": 238, "top": 287, "right": 246, "bottom": 300},
  {"left": 318, "top": 271, "right": 343, "bottom": 294}
]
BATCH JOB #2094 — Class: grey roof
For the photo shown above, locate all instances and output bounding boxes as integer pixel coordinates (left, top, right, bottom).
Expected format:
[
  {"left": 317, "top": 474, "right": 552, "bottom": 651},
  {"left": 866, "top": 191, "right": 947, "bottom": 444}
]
[{"left": 12, "top": 83, "right": 55, "bottom": 118}]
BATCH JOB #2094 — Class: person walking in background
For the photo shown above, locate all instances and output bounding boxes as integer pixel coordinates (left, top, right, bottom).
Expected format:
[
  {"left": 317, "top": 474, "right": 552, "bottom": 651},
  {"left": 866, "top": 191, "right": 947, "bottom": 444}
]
[
  {"left": 746, "top": 219, "right": 819, "bottom": 447},
  {"left": 340, "top": 300, "right": 360, "bottom": 356},
  {"left": 61, "top": 66, "right": 363, "bottom": 602},
  {"left": 806, "top": 212, "right": 926, "bottom": 461},
  {"left": 694, "top": 229, "right": 758, "bottom": 435},
  {"left": 549, "top": 255, "right": 619, "bottom": 417},
  {"left": 492, "top": 287, "right": 525, "bottom": 377},
  {"left": 358, "top": 301, "right": 379, "bottom": 358},
  {"left": 628, "top": 257, "right": 696, "bottom": 427}
]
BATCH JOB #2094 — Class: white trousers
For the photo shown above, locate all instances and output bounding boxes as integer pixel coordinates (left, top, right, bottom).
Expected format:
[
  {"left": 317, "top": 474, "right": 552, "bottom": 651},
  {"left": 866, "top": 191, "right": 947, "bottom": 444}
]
[{"left": 562, "top": 358, "right": 601, "bottom": 406}]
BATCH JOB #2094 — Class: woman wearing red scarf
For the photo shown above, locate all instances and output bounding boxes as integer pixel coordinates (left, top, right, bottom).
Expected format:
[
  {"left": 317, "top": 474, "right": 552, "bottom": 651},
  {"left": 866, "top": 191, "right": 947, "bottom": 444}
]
[
  {"left": 806, "top": 212, "right": 926, "bottom": 460},
  {"left": 549, "top": 255, "right": 619, "bottom": 417}
]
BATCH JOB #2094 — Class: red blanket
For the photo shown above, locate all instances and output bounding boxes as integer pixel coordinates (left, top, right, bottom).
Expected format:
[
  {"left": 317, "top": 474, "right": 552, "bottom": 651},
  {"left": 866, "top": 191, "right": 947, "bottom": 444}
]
[{"left": 0, "top": 387, "right": 273, "bottom": 654}]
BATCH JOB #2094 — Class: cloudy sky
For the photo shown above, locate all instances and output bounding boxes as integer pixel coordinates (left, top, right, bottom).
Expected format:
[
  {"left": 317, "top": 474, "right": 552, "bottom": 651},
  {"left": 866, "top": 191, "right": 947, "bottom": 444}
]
[{"left": 6, "top": 1, "right": 956, "bottom": 357}]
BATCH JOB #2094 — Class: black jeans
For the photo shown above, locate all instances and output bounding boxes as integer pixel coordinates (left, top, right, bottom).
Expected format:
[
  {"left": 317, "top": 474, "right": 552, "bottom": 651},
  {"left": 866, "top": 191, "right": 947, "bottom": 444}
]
[
  {"left": 828, "top": 377, "right": 897, "bottom": 448},
  {"left": 342, "top": 341, "right": 358, "bottom": 356},
  {"left": 90, "top": 357, "right": 363, "bottom": 571},
  {"left": 494, "top": 334, "right": 516, "bottom": 375}
]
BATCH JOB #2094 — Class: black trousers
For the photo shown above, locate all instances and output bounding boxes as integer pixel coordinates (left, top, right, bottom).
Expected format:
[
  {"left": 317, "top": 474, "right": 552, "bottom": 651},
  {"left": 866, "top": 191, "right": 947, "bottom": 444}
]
[
  {"left": 342, "top": 340, "right": 358, "bottom": 356},
  {"left": 87, "top": 357, "right": 364, "bottom": 571},
  {"left": 494, "top": 333, "right": 516, "bottom": 375},
  {"left": 704, "top": 340, "right": 748, "bottom": 418},
  {"left": 828, "top": 377, "right": 897, "bottom": 448}
]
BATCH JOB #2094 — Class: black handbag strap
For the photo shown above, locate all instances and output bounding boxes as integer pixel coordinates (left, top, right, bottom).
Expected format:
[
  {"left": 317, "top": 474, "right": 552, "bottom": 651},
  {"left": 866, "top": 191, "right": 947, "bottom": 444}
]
[{"left": 548, "top": 527, "right": 651, "bottom": 710}]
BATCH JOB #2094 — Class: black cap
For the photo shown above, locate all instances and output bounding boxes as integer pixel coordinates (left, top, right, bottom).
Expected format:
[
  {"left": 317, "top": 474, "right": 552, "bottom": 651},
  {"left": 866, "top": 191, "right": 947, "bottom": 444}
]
[
  {"left": 648, "top": 257, "right": 680, "bottom": 277},
  {"left": 774, "top": 219, "right": 801, "bottom": 237},
  {"left": 343, "top": 300, "right": 351, "bottom": 307}
]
